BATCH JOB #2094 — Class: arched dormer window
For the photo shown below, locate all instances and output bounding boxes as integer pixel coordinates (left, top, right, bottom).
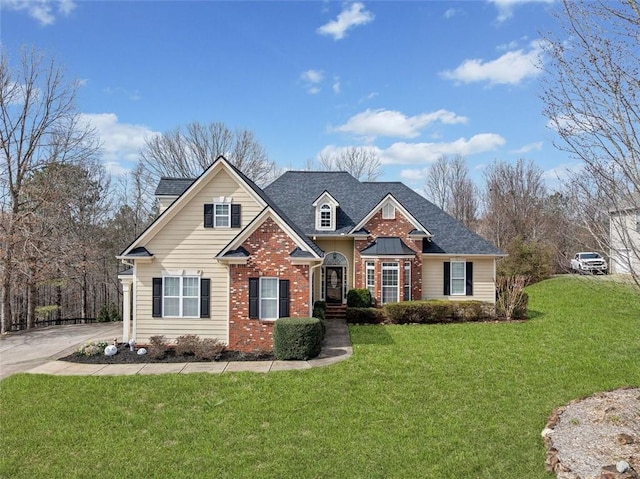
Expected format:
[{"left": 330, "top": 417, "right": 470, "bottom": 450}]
[
  {"left": 319, "top": 204, "right": 332, "bottom": 230},
  {"left": 313, "top": 190, "right": 339, "bottom": 231}
]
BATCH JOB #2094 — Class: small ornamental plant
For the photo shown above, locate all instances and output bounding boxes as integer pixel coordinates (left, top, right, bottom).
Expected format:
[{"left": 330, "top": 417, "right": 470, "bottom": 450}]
[{"left": 76, "top": 341, "right": 109, "bottom": 357}]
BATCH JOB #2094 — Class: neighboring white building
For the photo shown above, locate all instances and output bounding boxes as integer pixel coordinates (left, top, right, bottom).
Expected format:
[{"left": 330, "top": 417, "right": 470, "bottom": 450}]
[{"left": 609, "top": 203, "right": 640, "bottom": 275}]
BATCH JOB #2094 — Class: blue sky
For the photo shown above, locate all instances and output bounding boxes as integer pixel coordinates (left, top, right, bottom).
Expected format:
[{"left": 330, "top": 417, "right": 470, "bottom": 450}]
[{"left": 1, "top": 0, "right": 575, "bottom": 189}]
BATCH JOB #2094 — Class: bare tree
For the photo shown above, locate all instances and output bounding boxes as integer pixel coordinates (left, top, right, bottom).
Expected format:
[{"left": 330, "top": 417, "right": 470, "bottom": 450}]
[
  {"left": 139, "top": 121, "right": 277, "bottom": 186},
  {"left": 0, "top": 46, "right": 98, "bottom": 333},
  {"left": 316, "top": 146, "right": 382, "bottom": 181},
  {"left": 480, "top": 158, "right": 548, "bottom": 248},
  {"left": 424, "top": 155, "right": 477, "bottom": 227},
  {"left": 541, "top": 0, "right": 640, "bottom": 287}
]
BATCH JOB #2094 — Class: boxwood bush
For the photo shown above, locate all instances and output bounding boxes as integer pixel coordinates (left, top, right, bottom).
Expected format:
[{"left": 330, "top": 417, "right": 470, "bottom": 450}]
[
  {"left": 383, "top": 300, "right": 495, "bottom": 324},
  {"left": 347, "top": 288, "right": 373, "bottom": 308},
  {"left": 273, "top": 317, "right": 322, "bottom": 360},
  {"left": 312, "top": 300, "right": 327, "bottom": 320}
]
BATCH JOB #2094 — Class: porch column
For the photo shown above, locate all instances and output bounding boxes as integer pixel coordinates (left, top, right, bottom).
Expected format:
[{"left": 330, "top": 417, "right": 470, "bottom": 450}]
[{"left": 121, "top": 279, "right": 132, "bottom": 342}]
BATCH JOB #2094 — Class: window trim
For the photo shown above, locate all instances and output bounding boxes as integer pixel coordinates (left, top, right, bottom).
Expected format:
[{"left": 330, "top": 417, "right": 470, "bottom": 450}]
[
  {"left": 403, "top": 261, "right": 411, "bottom": 301},
  {"left": 259, "top": 277, "right": 279, "bottom": 321},
  {"left": 450, "top": 261, "right": 466, "bottom": 296},
  {"left": 214, "top": 202, "right": 231, "bottom": 228},
  {"left": 317, "top": 203, "right": 334, "bottom": 231},
  {"left": 162, "top": 276, "right": 200, "bottom": 318},
  {"left": 365, "top": 261, "right": 375, "bottom": 297},
  {"left": 381, "top": 262, "right": 399, "bottom": 304}
]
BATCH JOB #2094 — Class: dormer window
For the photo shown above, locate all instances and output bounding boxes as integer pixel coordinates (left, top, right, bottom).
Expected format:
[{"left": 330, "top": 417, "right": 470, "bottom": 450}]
[
  {"left": 313, "top": 190, "right": 339, "bottom": 231},
  {"left": 320, "top": 204, "right": 332, "bottom": 229},
  {"left": 382, "top": 203, "right": 396, "bottom": 220}
]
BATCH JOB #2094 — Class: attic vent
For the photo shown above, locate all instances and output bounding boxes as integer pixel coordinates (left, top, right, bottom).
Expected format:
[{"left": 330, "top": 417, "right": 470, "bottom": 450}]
[{"left": 382, "top": 203, "right": 395, "bottom": 220}]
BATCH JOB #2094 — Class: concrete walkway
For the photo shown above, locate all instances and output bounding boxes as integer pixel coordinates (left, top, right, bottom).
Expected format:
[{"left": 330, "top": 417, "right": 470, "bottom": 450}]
[{"left": 15, "top": 319, "right": 352, "bottom": 377}]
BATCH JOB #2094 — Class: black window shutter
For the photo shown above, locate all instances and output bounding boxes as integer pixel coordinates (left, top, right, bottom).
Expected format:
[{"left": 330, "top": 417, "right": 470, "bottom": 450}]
[
  {"left": 279, "top": 279, "right": 290, "bottom": 318},
  {"left": 152, "top": 278, "right": 162, "bottom": 317},
  {"left": 204, "top": 204, "right": 214, "bottom": 228},
  {"left": 465, "top": 262, "right": 473, "bottom": 296},
  {"left": 443, "top": 262, "right": 451, "bottom": 296},
  {"left": 249, "top": 278, "right": 259, "bottom": 319},
  {"left": 231, "top": 204, "right": 241, "bottom": 228},
  {"left": 200, "top": 278, "right": 210, "bottom": 318}
]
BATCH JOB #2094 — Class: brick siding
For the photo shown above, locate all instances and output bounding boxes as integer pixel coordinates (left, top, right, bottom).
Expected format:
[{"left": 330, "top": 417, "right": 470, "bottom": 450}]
[
  {"left": 228, "top": 217, "right": 310, "bottom": 352},
  {"left": 353, "top": 209, "right": 423, "bottom": 303}
]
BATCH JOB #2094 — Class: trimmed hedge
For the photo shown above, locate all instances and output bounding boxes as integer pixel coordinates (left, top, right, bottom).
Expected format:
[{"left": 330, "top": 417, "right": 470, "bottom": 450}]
[
  {"left": 347, "top": 288, "right": 372, "bottom": 308},
  {"left": 273, "top": 317, "right": 322, "bottom": 360},
  {"left": 346, "top": 307, "right": 388, "bottom": 324},
  {"left": 384, "top": 300, "right": 495, "bottom": 324}
]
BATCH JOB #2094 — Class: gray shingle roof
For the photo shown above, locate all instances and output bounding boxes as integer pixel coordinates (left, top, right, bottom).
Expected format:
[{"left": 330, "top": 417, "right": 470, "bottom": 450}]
[
  {"left": 155, "top": 178, "right": 195, "bottom": 196},
  {"left": 264, "top": 172, "right": 503, "bottom": 256}
]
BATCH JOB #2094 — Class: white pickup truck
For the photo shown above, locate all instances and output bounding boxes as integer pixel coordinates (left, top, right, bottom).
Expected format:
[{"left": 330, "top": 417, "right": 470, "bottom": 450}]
[{"left": 570, "top": 252, "right": 608, "bottom": 274}]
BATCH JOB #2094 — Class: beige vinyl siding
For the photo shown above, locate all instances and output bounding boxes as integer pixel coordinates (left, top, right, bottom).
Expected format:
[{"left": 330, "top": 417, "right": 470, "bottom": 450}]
[
  {"left": 422, "top": 257, "right": 496, "bottom": 303},
  {"left": 134, "top": 168, "right": 263, "bottom": 344},
  {"left": 314, "top": 238, "right": 354, "bottom": 299}
]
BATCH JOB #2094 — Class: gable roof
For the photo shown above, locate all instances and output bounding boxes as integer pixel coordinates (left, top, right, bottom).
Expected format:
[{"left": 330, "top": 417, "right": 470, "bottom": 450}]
[
  {"left": 120, "top": 156, "right": 322, "bottom": 258},
  {"left": 264, "top": 171, "right": 503, "bottom": 256}
]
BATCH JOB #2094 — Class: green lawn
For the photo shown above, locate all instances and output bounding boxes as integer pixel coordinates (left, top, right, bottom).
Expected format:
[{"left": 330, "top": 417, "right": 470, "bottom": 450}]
[{"left": 1, "top": 276, "right": 639, "bottom": 478}]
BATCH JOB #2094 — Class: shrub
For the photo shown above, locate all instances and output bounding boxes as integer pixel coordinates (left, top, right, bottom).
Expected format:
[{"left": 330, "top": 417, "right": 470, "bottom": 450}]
[
  {"left": 195, "top": 338, "right": 225, "bottom": 360},
  {"left": 346, "top": 307, "right": 387, "bottom": 324},
  {"left": 496, "top": 276, "right": 529, "bottom": 320},
  {"left": 273, "top": 317, "right": 322, "bottom": 360},
  {"left": 347, "top": 288, "right": 372, "bottom": 308},
  {"left": 383, "top": 300, "right": 495, "bottom": 324},
  {"left": 76, "top": 341, "right": 108, "bottom": 356},
  {"left": 97, "top": 302, "right": 121, "bottom": 322},
  {"left": 148, "top": 335, "right": 169, "bottom": 360},
  {"left": 313, "top": 300, "right": 327, "bottom": 320},
  {"left": 497, "top": 237, "right": 554, "bottom": 285},
  {"left": 175, "top": 334, "right": 200, "bottom": 356}
]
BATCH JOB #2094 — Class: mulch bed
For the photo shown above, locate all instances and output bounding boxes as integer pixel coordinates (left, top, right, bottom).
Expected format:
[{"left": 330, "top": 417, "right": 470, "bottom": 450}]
[{"left": 61, "top": 343, "right": 275, "bottom": 364}]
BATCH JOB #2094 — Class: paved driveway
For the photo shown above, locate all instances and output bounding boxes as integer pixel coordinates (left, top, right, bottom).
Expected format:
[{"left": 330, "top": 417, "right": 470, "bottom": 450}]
[{"left": 0, "top": 322, "right": 121, "bottom": 380}]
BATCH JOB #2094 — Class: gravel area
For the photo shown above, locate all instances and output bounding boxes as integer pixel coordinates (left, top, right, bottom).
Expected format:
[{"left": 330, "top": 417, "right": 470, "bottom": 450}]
[{"left": 543, "top": 388, "right": 640, "bottom": 479}]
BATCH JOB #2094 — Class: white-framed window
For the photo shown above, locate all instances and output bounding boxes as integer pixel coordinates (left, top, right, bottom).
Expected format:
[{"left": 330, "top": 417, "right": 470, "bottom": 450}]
[
  {"left": 259, "top": 277, "right": 278, "bottom": 320},
  {"left": 366, "top": 262, "right": 375, "bottom": 296},
  {"left": 404, "top": 261, "right": 411, "bottom": 301},
  {"left": 163, "top": 276, "right": 200, "bottom": 317},
  {"left": 382, "top": 203, "right": 396, "bottom": 220},
  {"left": 214, "top": 203, "right": 230, "bottom": 228},
  {"left": 381, "top": 262, "right": 399, "bottom": 304},
  {"left": 318, "top": 203, "right": 333, "bottom": 230},
  {"left": 451, "top": 261, "right": 466, "bottom": 296}
]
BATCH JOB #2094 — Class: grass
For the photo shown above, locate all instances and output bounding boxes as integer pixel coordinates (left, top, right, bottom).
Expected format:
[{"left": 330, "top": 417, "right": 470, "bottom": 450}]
[{"left": 1, "top": 276, "right": 639, "bottom": 478}]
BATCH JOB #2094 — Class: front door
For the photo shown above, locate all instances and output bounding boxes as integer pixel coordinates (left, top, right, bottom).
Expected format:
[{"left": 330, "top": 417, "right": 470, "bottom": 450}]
[{"left": 325, "top": 267, "right": 343, "bottom": 304}]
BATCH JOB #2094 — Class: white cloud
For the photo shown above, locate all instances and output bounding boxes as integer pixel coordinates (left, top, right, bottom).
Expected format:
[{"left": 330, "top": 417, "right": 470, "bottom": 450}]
[
  {"left": 443, "top": 8, "right": 460, "bottom": 19},
  {"left": 79, "top": 113, "right": 159, "bottom": 172},
  {"left": 510, "top": 141, "right": 543, "bottom": 154},
  {"left": 333, "top": 108, "right": 468, "bottom": 140},
  {"left": 543, "top": 162, "right": 584, "bottom": 182},
  {"left": 300, "top": 69, "right": 324, "bottom": 94},
  {"left": 400, "top": 168, "right": 429, "bottom": 182},
  {"left": 317, "top": 2, "right": 374, "bottom": 40},
  {"left": 332, "top": 77, "right": 341, "bottom": 94},
  {"left": 1, "top": 0, "right": 76, "bottom": 25},
  {"left": 379, "top": 133, "right": 506, "bottom": 165},
  {"left": 489, "top": 0, "right": 553, "bottom": 23},
  {"left": 318, "top": 133, "right": 505, "bottom": 168},
  {"left": 440, "top": 40, "right": 544, "bottom": 86}
]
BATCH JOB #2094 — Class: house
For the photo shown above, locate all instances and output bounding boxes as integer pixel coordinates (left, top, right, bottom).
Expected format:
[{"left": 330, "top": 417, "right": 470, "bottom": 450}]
[
  {"left": 609, "top": 201, "right": 640, "bottom": 275},
  {"left": 118, "top": 156, "right": 504, "bottom": 352}
]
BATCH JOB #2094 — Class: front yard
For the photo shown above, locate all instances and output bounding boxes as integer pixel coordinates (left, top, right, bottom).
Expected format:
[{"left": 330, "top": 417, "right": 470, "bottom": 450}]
[{"left": 1, "top": 276, "right": 638, "bottom": 478}]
